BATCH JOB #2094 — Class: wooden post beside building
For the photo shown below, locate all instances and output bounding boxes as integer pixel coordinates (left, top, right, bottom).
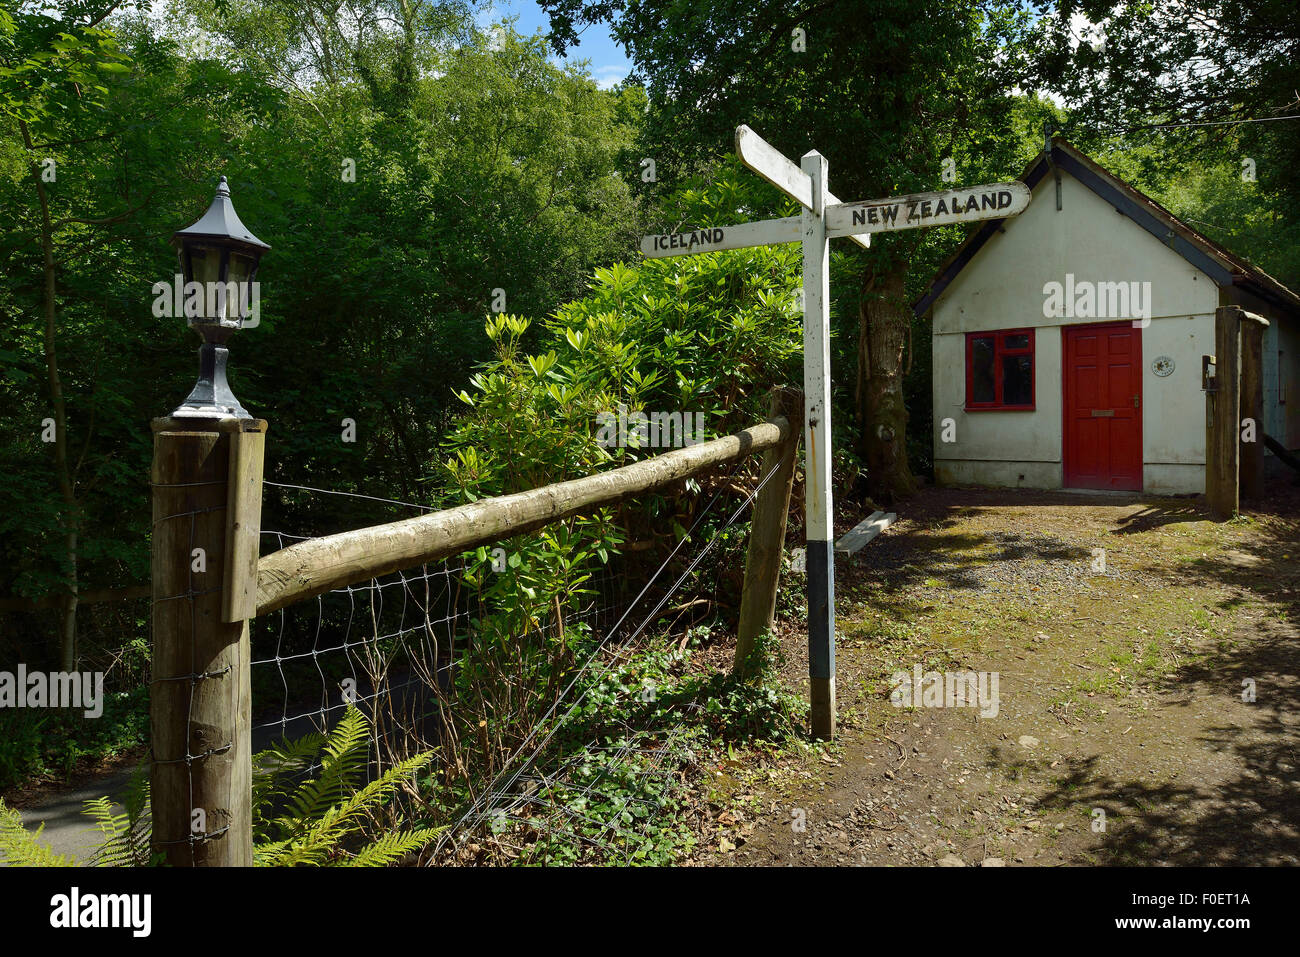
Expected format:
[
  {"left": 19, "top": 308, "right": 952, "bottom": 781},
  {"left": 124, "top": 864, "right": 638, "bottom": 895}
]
[
  {"left": 1208, "top": 306, "right": 1270, "bottom": 517},
  {"left": 1240, "top": 314, "right": 1266, "bottom": 502},
  {"left": 1207, "top": 307, "right": 1241, "bottom": 519}
]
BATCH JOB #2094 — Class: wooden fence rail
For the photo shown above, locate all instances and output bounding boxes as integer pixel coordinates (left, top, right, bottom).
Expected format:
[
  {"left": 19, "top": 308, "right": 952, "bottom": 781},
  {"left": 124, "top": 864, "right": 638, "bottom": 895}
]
[{"left": 254, "top": 414, "right": 795, "bottom": 617}]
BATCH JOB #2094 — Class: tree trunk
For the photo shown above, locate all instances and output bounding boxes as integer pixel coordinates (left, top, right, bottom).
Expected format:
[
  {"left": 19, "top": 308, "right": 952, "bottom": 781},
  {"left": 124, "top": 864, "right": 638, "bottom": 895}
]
[
  {"left": 21, "top": 120, "right": 79, "bottom": 669},
  {"left": 856, "top": 262, "right": 918, "bottom": 503}
]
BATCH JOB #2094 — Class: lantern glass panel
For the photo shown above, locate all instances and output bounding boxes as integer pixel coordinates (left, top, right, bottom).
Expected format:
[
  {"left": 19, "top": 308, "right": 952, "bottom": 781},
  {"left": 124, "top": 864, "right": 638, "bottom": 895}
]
[
  {"left": 188, "top": 243, "right": 223, "bottom": 286},
  {"left": 226, "top": 251, "right": 259, "bottom": 320}
]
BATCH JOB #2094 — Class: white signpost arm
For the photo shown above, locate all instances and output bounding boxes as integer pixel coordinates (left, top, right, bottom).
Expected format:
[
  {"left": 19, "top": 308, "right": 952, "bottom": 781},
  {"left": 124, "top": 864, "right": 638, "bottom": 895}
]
[
  {"left": 735, "top": 125, "right": 870, "bottom": 251},
  {"left": 639, "top": 215, "right": 802, "bottom": 259},
  {"left": 801, "top": 150, "right": 836, "bottom": 740},
  {"left": 825, "top": 182, "right": 1031, "bottom": 238}
]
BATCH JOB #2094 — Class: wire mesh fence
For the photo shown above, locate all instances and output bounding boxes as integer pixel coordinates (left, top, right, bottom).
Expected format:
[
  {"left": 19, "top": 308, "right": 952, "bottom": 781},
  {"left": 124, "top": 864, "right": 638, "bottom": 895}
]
[{"left": 228, "top": 453, "right": 777, "bottom": 864}]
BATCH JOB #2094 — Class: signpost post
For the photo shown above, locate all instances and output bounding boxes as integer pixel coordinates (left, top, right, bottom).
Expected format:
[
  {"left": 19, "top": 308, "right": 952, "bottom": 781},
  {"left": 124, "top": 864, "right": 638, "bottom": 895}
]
[
  {"left": 642, "top": 125, "right": 1031, "bottom": 738},
  {"left": 800, "top": 151, "right": 836, "bottom": 738}
]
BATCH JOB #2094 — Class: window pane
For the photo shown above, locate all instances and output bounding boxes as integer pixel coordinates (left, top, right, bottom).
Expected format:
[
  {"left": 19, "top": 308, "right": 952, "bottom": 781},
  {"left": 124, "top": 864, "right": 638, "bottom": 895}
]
[
  {"left": 1002, "top": 354, "right": 1033, "bottom": 406},
  {"left": 1003, "top": 333, "right": 1030, "bottom": 351},
  {"left": 971, "top": 337, "right": 995, "bottom": 403}
]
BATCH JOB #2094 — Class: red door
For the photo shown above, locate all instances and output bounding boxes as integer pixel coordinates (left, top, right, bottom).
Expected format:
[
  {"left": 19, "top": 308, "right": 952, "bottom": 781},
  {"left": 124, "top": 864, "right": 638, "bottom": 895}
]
[{"left": 1063, "top": 323, "right": 1142, "bottom": 491}]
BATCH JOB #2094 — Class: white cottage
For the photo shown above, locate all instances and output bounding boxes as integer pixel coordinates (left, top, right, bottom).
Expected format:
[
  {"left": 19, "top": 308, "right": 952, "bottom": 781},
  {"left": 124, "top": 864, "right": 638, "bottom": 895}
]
[{"left": 915, "top": 138, "right": 1300, "bottom": 494}]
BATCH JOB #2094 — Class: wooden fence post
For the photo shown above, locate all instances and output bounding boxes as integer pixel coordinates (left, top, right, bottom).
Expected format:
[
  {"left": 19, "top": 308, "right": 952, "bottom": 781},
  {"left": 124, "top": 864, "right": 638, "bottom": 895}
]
[
  {"left": 151, "top": 416, "right": 265, "bottom": 866},
  {"left": 1207, "top": 306, "right": 1241, "bottom": 519},
  {"left": 734, "top": 388, "right": 803, "bottom": 679},
  {"left": 1240, "top": 316, "right": 1265, "bottom": 501}
]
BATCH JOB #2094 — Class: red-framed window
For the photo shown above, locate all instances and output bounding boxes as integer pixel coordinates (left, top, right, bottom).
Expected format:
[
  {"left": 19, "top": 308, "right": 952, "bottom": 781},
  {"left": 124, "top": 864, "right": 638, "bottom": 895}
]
[{"left": 965, "top": 328, "right": 1035, "bottom": 410}]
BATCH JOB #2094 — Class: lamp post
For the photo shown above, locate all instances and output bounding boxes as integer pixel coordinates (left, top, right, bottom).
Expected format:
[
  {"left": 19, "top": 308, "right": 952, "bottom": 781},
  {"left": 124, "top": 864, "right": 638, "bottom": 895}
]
[
  {"left": 151, "top": 174, "right": 270, "bottom": 865},
  {"left": 169, "top": 175, "right": 270, "bottom": 420}
]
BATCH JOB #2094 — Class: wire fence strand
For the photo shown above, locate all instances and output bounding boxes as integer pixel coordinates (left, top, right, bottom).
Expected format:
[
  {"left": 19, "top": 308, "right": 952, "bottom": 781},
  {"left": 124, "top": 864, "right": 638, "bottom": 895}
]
[{"left": 241, "top": 452, "right": 777, "bottom": 864}]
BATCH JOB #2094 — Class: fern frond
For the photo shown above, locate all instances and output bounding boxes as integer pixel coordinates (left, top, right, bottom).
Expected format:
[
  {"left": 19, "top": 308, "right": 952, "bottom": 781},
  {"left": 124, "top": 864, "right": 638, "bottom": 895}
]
[
  {"left": 0, "top": 800, "right": 78, "bottom": 867},
  {"left": 333, "top": 752, "right": 431, "bottom": 825},
  {"left": 347, "top": 826, "right": 442, "bottom": 867},
  {"left": 255, "top": 835, "right": 331, "bottom": 867},
  {"left": 252, "top": 728, "right": 327, "bottom": 819},
  {"left": 84, "top": 796, "right": 131, "bottom": 866},
  {"left": 84, "top": 764, "right": 153, "bottom": 867},
  {"left": 281, "top": 709, "right": 370, "bottom": 828},
  {"left": 84, "top": 795, "right": 128, "bottom": 832},
  {"left": 251, "top": 837, "right": 297, "bottom": 866},
  {"left": 321, "top": 708, "right": 370, "bottom": 769},
  {"left": 254, "top": 730, "right": 328, "bottom": 775},
  {"left": 253, "top": 709, "right": 437, "bottom": 867}
]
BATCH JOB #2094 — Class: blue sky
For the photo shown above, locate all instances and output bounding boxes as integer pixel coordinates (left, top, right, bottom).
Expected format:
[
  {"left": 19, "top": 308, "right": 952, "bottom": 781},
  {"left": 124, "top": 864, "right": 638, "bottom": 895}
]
[{"left": 479, "top": 1, "right": 632, "bottom": 89}]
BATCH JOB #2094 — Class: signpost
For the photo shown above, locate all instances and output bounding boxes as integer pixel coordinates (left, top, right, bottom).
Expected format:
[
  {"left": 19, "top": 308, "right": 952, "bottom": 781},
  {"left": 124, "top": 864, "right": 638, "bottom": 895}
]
[{"left": 642, "top": 125, "right": 1032, "bottom": 738}]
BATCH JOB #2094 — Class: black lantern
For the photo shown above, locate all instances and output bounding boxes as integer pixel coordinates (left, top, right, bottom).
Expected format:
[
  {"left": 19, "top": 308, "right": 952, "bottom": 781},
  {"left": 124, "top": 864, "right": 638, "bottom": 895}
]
[{"left": 168, "top": 175, "right": 270, "bottom": 420}]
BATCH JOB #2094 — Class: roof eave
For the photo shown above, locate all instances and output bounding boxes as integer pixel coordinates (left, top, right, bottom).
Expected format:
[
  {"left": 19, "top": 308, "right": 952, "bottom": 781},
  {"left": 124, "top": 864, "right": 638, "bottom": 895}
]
[{"left": 913, "top": 138, "right": 1300, "bottom": 319}]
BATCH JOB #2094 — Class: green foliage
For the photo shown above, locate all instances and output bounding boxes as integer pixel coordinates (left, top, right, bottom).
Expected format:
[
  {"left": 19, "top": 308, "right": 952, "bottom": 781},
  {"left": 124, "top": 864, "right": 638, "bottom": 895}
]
[
  {"left": 544, "top": 0, "right": 1042, "bottom": 496},
  {"left": 575, "top": 627, "right": 803, "bottom": 751},
  {"left": 0, "top": 801, "right": 76, "bottom": 867},
  {"left": 695, "top": 627, "right": 805, "bottom": 741},
  {"left": 1128, "top": 147, "right": 1300, "bottom": 291},
  {"left": 435, "top": 169, "right": 805, "bottom": 738},
  {"left": 517, "top": 734, "right": 698, "bottom": 866},
  {"left": 1029, "top": 1, "right": 1300, "bottom": 289},
  {"left": 0, "top": 0, "right": 130, "bottom": 124},
  {"left": 549, "top": 0, "right": 1034, "bottom": 254},
  {"left": 0, "top": 708, "right": 439, "bottom": 867},
  {"left": 443, "top": 169, "right": 804, "bottom": 500},
  {"left": 84, "top": 764, "right": 156, "bottom": 867},
  {"left": 0, "top": 7, "right": 647, "bottom": 740},
  {"left": 0, "top": 686, "right": 148, "bottom": 789},
  {"left": 253, "top": 707, "right": 441, "bottom": 866},
  {"left": 478, "top": 625, "right": 802, "bottom": 865},
  {"left": 0, "top": 710, "right": 43, "bottom": 791},
  {"left": 0, "top": 762, "right": 155, "bottom": 868}
]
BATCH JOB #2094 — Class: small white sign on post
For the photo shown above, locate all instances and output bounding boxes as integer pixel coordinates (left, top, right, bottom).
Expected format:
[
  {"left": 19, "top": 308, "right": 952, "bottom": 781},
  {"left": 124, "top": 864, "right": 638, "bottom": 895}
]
[{"left": 638, "top": 125, "right": 1031, "bottom": 741}]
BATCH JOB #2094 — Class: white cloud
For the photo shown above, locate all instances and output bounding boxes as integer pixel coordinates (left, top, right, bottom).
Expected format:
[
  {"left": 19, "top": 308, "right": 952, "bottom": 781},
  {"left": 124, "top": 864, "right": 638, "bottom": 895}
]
[{"left": 592, "top": 64, "right": 626, "bottom": 89}]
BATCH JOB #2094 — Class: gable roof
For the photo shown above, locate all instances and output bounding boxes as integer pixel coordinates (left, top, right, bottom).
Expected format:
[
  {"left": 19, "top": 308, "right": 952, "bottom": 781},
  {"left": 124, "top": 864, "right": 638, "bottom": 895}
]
[{"left": 913, "top": 137, "right": 1300, "bottom": 318}]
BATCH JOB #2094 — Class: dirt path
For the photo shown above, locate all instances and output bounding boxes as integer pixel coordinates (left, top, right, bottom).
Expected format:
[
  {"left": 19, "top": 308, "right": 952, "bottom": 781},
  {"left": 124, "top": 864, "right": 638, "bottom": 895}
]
[{"left": 699, "top": 486, "right": 1300, "bottom": 866}]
